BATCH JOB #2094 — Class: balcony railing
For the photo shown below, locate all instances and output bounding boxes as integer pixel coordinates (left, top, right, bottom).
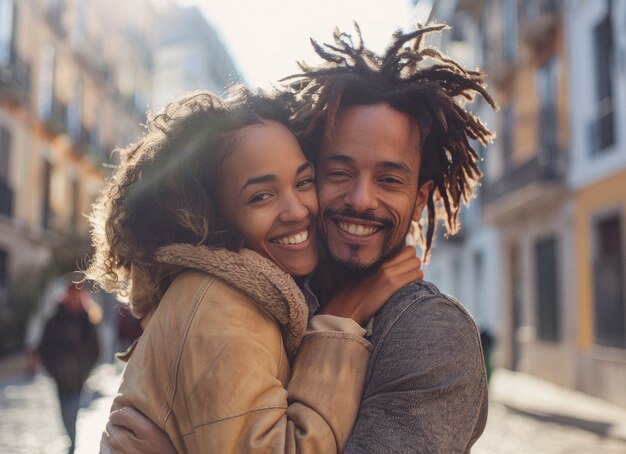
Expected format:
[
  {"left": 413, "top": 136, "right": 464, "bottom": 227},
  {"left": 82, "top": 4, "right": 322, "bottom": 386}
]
[
  {"left": 482, "top": 145, "right": 563, "bottom": 206},
  {"left": 0, "top": 50, "right": 32, "bottom": 103}
]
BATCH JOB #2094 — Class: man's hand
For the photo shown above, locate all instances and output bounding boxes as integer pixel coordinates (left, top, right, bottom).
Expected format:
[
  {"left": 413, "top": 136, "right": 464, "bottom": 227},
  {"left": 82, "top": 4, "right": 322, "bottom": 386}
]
[
  {"left": 321, "top": 246, "right": 423, "bottom": 325},
  {"left": 101, "top": 407, "right": 177, "bottom": 454}
]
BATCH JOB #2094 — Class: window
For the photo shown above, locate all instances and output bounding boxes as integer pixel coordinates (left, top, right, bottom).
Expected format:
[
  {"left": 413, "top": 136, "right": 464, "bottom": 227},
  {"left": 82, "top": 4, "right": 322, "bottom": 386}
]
[
  {"left": 67, "top": 79, "right": 82, "bottom": 140},
  {"left": 593, "top": 214, "right": 625, "bottom": 348},
  {"left": 37, "top": 45, "right": 55, "bottom": 120},
  {"left": 535, "top": 237, "right": 560, "bottom": 342},
  {"left": 0, "top": 0, "right": 14, "bottom": 66},
  {"left": 503, "top": 0, "right": 518, "bottom": 62},
  {"left": 0, "top": 249, "right": 7, "bottom": 309},
  {"left": 537, "top": 56, "right": 558, "bottom": 151},
  {"left": 0, "top": 125, "right": 12, "bottom": 216},
  {"left": 591, "top": 2, "right": 615, "bottom": 153},
  {"left": 42, "top": 161, "right": 52, "bottom": 229}
]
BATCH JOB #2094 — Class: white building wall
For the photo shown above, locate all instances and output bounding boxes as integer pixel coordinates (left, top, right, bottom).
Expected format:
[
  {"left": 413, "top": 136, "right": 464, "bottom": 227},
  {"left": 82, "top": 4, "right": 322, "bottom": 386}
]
[{"left": 566, "top": 0, "right": 626, "bottom": 189}]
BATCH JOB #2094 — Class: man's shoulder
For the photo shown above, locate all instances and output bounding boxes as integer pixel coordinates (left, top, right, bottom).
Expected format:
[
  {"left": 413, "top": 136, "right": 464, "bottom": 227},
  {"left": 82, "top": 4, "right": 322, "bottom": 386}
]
[
  {"left": 367, "top": 280, "right": 481, "bottom": 349},
  {"left": 372, "top": 280, "right": 476, "bottom": 327}
]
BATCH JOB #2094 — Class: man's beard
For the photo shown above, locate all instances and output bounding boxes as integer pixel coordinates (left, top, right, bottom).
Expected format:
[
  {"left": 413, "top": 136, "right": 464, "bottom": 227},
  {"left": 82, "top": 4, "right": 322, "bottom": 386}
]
[{"left": 320, "top": 206, "right": 410, "bottom": 279}]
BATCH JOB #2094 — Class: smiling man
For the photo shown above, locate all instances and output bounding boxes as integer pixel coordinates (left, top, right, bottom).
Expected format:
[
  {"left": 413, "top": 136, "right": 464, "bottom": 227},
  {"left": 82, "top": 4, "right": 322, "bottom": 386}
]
[{"left": 284, "top": 24, "right": 497, "bottom": 453}]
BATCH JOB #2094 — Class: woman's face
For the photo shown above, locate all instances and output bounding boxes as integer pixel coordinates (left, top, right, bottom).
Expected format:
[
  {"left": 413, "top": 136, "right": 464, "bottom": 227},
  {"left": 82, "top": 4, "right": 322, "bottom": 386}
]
[{"left": 217, "top": 121, "right": 318, "bottom": 277}]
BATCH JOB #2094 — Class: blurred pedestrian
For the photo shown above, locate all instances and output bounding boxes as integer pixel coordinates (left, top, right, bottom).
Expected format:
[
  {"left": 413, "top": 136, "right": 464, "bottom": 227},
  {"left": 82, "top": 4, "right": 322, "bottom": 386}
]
[{"left": 38, "top": 282, "right": 101, "bottom": 454}]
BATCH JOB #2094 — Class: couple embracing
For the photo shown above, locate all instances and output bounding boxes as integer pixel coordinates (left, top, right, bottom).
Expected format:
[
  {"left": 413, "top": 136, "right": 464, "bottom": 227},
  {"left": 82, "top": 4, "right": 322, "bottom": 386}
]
[{"left": 89, "top": 24, "right": 495, "bottom": 454}]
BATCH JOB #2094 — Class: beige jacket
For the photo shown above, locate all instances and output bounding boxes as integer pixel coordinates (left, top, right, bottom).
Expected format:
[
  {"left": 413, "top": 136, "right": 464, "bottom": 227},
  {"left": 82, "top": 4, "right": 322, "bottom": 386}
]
[{"left": 102, "top": 244, "right": 372, "bottom": 453}]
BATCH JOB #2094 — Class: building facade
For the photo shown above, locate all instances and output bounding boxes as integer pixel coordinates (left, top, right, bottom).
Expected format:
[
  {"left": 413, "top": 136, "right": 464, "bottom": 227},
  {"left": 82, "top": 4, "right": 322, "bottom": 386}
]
[
  {"left": 566, "top": 0, "right": 626, "bottom": 406},
  {"left": 151, "top": 5, "right": 241, "bottom": 111},
  {"left": 0, "top": 0, "right": 241, "bottom": 354},
  {"left": 416, "top": 0, "right": 626, "bottom": 406}
]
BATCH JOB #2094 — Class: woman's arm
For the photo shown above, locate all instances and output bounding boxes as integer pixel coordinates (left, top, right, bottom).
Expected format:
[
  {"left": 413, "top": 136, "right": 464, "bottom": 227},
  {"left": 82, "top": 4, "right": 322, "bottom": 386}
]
[{"left": 101, "top": 249, "right": 423, "bottom": 453}]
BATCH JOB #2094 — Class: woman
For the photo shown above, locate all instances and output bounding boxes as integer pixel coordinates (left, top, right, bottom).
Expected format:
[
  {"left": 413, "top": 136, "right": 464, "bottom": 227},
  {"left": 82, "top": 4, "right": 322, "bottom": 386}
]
[{"left": 88, "top": 87, "right": 421, "bottom": 453}]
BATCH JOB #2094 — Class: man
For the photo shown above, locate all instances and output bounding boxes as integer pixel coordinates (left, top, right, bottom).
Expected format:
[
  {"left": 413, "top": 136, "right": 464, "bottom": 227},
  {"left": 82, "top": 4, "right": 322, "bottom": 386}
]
[
  {"left": 284, "top": 23, "right": 495, "bottom": 453},
  {"left": 103, "top": 24, "right": 494, "bottom": 453},
  {"left": 39, "top": 283, "right": 101, "bottom": 454}
]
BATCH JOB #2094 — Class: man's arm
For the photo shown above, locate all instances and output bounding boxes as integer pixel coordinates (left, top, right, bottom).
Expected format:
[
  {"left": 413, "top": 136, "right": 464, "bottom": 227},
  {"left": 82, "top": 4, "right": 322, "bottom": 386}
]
[{"left": 344, "top": 296, "right": 488, "bottom": 454}]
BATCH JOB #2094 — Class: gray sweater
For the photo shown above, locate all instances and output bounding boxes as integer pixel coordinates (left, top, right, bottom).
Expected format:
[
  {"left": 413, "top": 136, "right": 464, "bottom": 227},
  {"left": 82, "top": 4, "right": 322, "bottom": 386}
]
[{"left": 343, "top": 281, "right": 488, "bottom": 454}]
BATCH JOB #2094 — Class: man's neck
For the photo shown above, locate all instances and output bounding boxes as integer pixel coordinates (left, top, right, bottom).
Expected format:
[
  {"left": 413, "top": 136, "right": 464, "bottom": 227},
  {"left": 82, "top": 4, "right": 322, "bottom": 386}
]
[{"left": 311, "top": 258, "right": 377, "bottom": 307}]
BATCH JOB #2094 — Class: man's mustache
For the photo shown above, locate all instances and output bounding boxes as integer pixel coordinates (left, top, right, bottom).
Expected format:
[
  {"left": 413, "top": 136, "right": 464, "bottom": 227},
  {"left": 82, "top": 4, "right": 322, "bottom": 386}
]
[{"left": 322, "top": 207, "right": 394, "bottom": 229}]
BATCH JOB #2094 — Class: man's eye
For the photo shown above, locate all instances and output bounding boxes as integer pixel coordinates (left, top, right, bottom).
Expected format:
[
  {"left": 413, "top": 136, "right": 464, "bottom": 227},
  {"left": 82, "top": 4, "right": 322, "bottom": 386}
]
[
  {"left": 327, "top": 169, "right": 351, "bottom": 178},
  {"left": 380, "top": 176, "right": 403, "bottom": 184}
]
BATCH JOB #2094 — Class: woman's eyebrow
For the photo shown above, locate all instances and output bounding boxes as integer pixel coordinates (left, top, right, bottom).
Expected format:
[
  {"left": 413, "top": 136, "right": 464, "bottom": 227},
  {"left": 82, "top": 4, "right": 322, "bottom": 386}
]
[
  {"left": 240, "top": 163, "right": 313, "bottom": 194},
  {"left": 240, "top": 174, "right": 276, "bottom": 194},
  {"left": 296, "top": 162, "right": 313, "bottom": 175}
]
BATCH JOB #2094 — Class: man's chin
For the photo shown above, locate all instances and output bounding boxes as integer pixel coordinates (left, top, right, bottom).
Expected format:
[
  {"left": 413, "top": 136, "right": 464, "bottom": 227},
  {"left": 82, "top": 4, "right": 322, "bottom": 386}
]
[
  {"left": 328, "top": 241, "right": 406, "bottom": 279},
  {"left": 328, "top": 253, "right": 384, "bottom": 279}
]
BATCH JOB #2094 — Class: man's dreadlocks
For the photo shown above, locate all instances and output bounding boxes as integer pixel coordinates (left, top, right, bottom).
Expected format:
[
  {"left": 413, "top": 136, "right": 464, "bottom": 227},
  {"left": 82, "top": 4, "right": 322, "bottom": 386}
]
[{"left": 281, "top": 23, "right": 496, "bottom": 260}]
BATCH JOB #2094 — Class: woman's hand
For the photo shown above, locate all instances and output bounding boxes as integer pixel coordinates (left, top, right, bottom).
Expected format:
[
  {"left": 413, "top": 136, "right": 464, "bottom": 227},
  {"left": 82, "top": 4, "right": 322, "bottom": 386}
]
[
  {"left": 101, "top": 407, "right": 177, "bottom": 454},
  {"left": 320, "top": 246, "right": 423, "bottom": 325}
]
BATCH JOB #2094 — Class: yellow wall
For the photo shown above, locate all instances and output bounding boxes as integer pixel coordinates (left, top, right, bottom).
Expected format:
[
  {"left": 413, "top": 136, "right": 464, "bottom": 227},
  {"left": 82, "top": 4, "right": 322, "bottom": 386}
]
[{"left": 574, "top": 168, "right": 626, "bottom": 349}]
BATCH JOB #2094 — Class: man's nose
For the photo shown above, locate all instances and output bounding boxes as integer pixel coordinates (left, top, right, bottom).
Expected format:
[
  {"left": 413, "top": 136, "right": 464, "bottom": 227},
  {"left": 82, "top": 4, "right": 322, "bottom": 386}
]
[{"left": 344, "top": 177, "right": 378, "bottom": 213}]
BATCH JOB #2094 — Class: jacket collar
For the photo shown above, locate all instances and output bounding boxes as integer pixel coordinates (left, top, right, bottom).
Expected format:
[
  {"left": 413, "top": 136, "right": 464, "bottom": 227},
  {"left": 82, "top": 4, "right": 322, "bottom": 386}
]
[{"left": 152, "top": 244, "right": 309, "bottom": 354}]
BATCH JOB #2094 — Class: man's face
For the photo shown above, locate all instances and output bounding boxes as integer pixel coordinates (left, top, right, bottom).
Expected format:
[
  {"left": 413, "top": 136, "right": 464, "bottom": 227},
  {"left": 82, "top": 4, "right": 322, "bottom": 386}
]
[{"left": 316, "top": 103, "right": 431, "bottom": 273}]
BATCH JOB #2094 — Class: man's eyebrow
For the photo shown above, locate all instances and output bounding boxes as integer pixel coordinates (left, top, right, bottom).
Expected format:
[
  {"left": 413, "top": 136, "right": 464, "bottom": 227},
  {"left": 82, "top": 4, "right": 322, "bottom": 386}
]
[
  {"left": 324, "top": 154, "right": 355, "bottom": 165},
  {"left": 378, "top": 160, "right": 413, "bottom": 176},
  {"left": 326, "top": 154, "right": 412, "bottom": 176},
  {"left": 240, "top": 174, "right": 276, "bottom": 194}
]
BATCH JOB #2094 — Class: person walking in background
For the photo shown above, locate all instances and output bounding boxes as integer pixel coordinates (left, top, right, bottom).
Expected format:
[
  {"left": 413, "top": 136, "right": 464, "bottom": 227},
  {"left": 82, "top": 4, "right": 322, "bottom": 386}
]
[{"left": 38, "top": 282, "right": 101, "bottom": 454}]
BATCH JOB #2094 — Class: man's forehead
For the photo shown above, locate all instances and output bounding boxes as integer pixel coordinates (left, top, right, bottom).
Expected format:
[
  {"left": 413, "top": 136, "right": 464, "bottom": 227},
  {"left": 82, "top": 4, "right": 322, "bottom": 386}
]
[
  {"left": 326, "top": 103, "right": 421, "bottom": 146},
  {"left": 320, "top": 103, "right": 422, "bottom": 167}
]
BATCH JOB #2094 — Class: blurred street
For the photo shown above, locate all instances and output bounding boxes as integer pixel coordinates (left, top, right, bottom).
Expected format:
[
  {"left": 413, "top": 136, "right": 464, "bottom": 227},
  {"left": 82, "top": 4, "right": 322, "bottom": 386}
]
[
  {"left": 0, "top": 355, "right": 120, "bottom": 454},
  {"left": 1, "top": 355, "right": 625, "bottom": 454}
]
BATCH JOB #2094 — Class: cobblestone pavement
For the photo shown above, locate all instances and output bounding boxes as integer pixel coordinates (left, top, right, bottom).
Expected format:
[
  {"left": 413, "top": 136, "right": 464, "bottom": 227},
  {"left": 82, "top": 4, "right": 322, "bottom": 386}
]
[
  {"left": 1, "top": 366, "right": 626, "bottom": 453},
  {"left": 473, "top": 401, "right": 626, "bottom": 454},
  {"left": 0, "top": 365, "right": 120, "bottom": 454}
]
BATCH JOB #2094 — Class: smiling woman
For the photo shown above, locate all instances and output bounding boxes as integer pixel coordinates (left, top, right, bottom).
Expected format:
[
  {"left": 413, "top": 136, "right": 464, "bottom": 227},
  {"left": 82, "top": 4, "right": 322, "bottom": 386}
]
[{"left": 216, "top": 120, "right": 318, "bottom": 277}]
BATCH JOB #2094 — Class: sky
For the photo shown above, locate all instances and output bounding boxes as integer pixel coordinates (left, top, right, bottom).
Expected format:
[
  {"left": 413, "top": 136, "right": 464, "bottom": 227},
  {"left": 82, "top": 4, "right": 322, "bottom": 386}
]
[{"left": 172, "top": 0, "right": 420, "bottom": 90}]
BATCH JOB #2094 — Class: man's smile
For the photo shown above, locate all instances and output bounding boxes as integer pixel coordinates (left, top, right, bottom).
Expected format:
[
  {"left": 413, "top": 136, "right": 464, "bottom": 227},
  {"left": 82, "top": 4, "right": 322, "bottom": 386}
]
[{"left": 337, "top": 221, "right": 379, "bottom": 237}]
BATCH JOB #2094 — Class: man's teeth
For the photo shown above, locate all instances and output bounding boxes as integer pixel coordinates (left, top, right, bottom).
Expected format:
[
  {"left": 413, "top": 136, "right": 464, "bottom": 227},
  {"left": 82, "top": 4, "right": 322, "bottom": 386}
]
[
  {"left": 338, "top": 221, "right": 378, "bottom": 236},
  {"left": 273, "top": 230, "right": 308, "bottom": 245}
]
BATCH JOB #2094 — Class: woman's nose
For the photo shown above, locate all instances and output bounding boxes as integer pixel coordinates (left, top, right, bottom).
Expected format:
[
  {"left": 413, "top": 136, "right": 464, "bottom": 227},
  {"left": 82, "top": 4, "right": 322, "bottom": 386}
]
[{"left": 279, "top": 193, "right": 309, "bottom": 223}]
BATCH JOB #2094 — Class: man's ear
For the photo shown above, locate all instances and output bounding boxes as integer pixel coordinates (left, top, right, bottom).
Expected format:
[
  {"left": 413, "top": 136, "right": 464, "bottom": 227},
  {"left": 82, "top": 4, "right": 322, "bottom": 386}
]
[{"left": 412, "top": 180, "right": 433, "bottom": 222}]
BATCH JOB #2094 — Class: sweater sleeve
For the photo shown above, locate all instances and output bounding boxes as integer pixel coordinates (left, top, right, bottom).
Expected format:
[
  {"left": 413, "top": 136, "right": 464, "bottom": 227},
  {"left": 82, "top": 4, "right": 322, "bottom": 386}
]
[
  {"left": 343, "top": 296, "right": 489, "bottom": 454},
  {"left": 306, "top": 314, "right": 367, "bottom": 337}
]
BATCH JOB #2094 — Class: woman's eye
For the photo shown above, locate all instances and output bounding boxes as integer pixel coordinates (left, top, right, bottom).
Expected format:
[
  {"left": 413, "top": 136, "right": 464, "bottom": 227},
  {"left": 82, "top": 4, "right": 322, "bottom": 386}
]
[
  {"left": 249, "top": 193, "right": 272, "bottom": 203},
  {"left": 296, "top": 177, "right": 314, "bottom": 189}
]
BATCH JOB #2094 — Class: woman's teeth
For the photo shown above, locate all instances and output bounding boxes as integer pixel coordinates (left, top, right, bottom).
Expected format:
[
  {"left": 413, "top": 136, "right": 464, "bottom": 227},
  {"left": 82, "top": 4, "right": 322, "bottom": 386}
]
[
  {"left": 273, "top": 230, "right": 308, "bottom": 245},
  {"left": 338, "top": 221, "right": 378, "bottom": 236}
]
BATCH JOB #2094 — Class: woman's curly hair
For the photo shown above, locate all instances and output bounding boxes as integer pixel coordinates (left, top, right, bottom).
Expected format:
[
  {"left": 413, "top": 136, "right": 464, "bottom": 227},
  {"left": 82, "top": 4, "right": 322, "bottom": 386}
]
[
  {"left": 85, "top": 86, "right": 291, "bottom": 315},
  {"left": 281, "top": 23, "right": 496, "bottom": 260}
]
